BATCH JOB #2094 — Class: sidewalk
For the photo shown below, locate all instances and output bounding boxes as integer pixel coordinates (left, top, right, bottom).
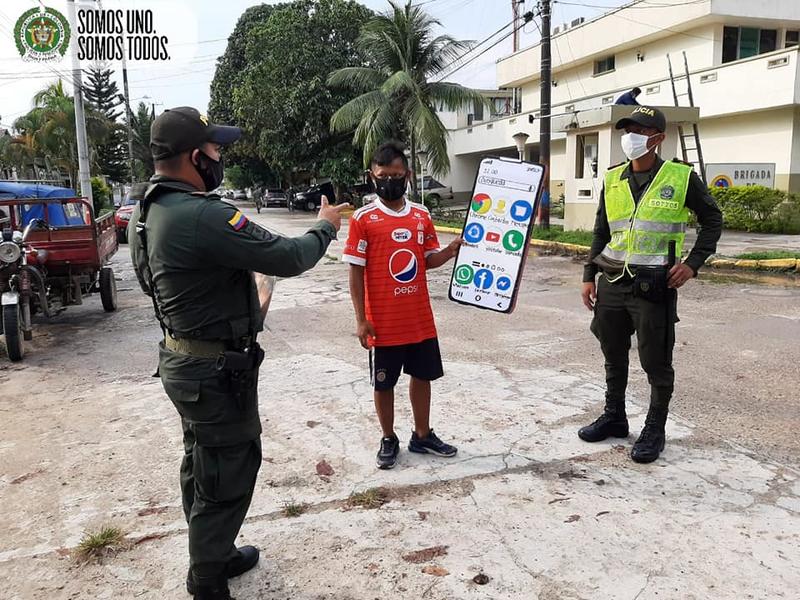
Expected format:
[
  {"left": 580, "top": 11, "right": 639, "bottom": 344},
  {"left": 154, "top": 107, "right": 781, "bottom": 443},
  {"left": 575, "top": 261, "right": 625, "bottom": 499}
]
[{"left": 687, "top": 229, "right": 800, "bottom": 256}]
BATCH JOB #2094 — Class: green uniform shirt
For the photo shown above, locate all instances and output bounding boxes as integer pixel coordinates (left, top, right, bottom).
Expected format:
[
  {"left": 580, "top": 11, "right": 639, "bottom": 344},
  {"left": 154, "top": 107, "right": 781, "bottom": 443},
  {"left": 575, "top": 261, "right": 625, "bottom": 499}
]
[{"left": 129, "top": 176, "right": 336, "bottom": 340}]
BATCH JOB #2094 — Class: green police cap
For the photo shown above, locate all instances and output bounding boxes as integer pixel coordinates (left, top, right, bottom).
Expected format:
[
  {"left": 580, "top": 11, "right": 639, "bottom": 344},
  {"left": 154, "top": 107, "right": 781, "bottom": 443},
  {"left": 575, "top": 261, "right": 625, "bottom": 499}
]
[
  {"left": 150, "top": 106, "right": 242, "bottom": 160},
  {"left": 615, "top": 106, "right": 667, "bottom": 133}
]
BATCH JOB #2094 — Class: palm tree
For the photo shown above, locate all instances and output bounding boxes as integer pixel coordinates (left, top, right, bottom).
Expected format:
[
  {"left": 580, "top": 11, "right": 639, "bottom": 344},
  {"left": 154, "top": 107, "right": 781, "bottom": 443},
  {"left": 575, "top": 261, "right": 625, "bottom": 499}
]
[
  {"left": 328, "top": 0, "right": 487, "bottom": 191},
  {"left": 31, "top": 81, "right": 109, "bottom": 187}
]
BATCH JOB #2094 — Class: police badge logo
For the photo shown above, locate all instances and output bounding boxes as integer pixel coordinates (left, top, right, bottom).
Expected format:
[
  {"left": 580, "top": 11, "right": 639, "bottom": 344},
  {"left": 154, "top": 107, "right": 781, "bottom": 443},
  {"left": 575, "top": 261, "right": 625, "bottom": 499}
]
[
  {"left": 660, "top": 185, "right": 675, "bottom": 200},
  {"left": 14, "top": 7, "right": 71, "bottom": 62}
]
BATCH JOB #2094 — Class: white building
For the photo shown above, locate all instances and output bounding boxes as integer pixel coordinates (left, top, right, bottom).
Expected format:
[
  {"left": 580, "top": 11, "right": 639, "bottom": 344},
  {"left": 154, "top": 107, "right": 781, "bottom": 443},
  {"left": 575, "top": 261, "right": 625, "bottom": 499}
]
[{"left": 442, "top": 0, "right": 800, "bottom": 229}]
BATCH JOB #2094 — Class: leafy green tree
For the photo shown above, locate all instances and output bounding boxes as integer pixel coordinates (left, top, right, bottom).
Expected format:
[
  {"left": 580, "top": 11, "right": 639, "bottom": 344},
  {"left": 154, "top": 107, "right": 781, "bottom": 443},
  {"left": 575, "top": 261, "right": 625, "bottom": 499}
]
[
  {"left": 328, "top": 0, "right": 486, "bottom": 186},
  {"left": 209, "top": 4, "right": 277, "bottom": 128},
  {"left": 224, "top": 164, "right": 251, "bottom": 190},
  {"left": 84, "top": 66, "right": 128, "bottom": 183},
  {"left": 90, "top": 176, "right": 111, "bottom": 215},
  {"left": 229, "top": 0, "right": 371, "bottom": 186}
]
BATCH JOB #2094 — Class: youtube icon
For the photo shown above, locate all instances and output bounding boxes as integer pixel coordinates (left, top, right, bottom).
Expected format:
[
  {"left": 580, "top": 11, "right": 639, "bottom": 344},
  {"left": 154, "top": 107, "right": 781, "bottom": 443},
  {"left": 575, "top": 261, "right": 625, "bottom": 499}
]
[{"left": 486, "top": 231, "right": 501, "bottom": 243}]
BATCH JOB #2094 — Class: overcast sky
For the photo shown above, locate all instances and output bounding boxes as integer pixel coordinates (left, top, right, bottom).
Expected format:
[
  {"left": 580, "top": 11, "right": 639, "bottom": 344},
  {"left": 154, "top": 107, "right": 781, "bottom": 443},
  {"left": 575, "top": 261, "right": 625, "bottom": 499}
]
[{"left": 0, "top": 0, "right": 627, "bottom": 129}]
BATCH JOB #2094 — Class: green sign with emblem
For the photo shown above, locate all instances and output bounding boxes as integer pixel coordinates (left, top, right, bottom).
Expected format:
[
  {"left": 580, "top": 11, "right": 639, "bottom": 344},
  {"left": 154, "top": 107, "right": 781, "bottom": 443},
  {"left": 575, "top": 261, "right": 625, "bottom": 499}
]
[{"left": 14, "top": 7, "right": 71, "bottom": 62}]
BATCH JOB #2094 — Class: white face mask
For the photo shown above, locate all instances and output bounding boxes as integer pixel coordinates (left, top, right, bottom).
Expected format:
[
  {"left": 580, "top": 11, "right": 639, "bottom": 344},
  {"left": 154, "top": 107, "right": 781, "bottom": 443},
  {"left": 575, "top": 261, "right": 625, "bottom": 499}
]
[{"left": 621, "top": 132, "right": 657, "bottom": 160}]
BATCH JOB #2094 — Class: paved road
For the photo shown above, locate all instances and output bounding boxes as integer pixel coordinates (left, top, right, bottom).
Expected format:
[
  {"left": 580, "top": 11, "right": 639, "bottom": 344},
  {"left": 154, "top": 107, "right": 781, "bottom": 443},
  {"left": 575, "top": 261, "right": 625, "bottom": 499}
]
[{"left": 0, "top": 203, "right": 798, "bottom": 599}]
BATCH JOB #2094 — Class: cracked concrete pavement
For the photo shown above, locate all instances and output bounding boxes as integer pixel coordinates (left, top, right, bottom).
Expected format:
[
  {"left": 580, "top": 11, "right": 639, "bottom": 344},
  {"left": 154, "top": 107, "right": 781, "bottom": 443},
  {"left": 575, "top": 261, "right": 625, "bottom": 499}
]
[{"left": 1, "top": 205, "right": 798, "bottom": 599}]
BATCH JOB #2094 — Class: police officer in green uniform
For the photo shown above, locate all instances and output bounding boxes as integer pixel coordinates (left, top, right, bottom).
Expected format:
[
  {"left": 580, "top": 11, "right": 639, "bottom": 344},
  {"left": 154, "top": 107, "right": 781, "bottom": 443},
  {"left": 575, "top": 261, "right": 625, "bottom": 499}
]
[
  {"left": 579, "top": 106, "right": 722, "bottom": 463},
  {"left": 129, "top": 107, "right": 349, "bottom": 600}
]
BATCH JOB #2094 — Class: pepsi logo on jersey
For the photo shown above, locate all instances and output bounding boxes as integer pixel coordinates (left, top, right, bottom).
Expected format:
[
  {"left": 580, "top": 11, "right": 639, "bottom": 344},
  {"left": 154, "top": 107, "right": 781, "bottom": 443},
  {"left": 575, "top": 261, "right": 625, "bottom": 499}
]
[{"left": 389, "top": 249, "right": 419, "bottom": 296}]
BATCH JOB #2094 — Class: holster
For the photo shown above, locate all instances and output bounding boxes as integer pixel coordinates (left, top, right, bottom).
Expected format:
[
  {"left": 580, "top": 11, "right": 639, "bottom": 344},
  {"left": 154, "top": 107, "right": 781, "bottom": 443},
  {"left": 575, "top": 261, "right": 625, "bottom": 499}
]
[
  {"left": 215, "top": 342, "right": 265, "bottom": 407},
  {"left": 632, "top": 267, "right": 669, "bottom": 303}
]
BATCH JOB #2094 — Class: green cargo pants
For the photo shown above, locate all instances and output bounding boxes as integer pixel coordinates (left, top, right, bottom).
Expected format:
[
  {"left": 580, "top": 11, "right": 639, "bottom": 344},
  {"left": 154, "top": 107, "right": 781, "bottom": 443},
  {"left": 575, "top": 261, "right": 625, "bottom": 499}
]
[
  {"left": 590, "top": 275, "right": 678, "bottom": 406},
  {"left": 158, "top": 342, "right": 263, "bottom": 578}
]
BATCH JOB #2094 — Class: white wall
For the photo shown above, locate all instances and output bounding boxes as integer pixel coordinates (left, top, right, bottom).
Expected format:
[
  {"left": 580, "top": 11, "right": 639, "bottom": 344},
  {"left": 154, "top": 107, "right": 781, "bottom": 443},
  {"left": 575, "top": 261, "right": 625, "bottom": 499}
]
[
  {"left": 498, "top": 0, "right": 717, "bottom": 87},
  {"left": 700, "top": 107, "right": 795, "bottom": 174}
]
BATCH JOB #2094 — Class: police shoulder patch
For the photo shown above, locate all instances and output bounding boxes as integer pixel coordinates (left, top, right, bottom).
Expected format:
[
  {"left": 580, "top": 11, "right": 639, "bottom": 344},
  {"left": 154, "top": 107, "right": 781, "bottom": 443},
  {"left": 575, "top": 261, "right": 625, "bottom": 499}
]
[
  {"left": 228, "top": 210, "right": 248, "bottom": 231},
  {"left": 242, "top": 220, "right": 273, "bottom": 241}
]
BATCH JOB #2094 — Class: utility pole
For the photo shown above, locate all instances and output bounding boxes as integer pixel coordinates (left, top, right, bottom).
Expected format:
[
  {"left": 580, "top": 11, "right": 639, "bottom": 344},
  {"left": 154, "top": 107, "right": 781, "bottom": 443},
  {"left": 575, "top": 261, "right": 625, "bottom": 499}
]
[
  {"left": 512, "top": 0, "right": 521, "bottom": 52},
  {"left": 121, "top": 52, "right": 135, "bottom": 183},
  {"left": 538, "top": 0, "right": 551, "bottom": 228},
  {"left": 66, "top": 0, "right": 93, "bottom": 205}
]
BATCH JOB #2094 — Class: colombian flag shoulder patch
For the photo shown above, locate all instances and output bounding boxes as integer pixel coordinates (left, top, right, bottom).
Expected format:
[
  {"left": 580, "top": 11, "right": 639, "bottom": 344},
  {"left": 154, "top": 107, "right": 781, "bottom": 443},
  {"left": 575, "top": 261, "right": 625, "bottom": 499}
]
[{"left": 228, "top": 211, "right": 248, "bottom": 231}]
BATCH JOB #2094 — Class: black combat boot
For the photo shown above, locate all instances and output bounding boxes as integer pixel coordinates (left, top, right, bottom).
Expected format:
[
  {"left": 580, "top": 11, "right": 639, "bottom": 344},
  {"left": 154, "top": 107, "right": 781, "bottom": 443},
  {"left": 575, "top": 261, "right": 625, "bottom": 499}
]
[
  {"left": 187, "top": 546, "right": 260, "bottom": 595},
  {"left": 578, "top": 397, "right": 629, "bottom": 442},
  {"left": 192, "top": 575, "right": 233, "bottom": 600},
  {"left": 631, "top": 401, "right": 669, "bottom": 463}
]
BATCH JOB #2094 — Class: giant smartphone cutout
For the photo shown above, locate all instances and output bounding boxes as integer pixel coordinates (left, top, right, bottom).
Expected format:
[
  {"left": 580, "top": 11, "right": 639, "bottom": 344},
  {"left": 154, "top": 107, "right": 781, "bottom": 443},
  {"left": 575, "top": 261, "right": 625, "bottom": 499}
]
[{"left": 448, "top": 157, "right": 544, "bottom": 313}]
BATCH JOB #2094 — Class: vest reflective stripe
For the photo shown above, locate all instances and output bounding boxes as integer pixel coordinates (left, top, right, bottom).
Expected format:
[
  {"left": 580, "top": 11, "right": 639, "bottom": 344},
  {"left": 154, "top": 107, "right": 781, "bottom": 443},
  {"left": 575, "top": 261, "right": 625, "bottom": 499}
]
[{"left": 600, "top": 160, "right": 691, "bottom": 269}]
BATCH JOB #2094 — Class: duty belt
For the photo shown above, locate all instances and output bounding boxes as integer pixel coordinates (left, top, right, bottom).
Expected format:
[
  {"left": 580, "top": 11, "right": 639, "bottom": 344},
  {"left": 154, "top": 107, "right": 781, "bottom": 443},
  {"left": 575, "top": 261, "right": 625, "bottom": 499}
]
[{"left": 164, "top": 336, "right": 250, "bottom": 358}]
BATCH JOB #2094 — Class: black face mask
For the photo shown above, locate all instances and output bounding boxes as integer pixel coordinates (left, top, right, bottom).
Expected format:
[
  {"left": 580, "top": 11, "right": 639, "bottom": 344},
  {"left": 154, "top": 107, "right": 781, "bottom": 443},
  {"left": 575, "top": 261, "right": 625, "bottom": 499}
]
[
  {"left": 193, "top": 150, "right": 224, "bottom": 191},
  {"left": 374, "top": 176, "right": 407, "bottom": 202}
]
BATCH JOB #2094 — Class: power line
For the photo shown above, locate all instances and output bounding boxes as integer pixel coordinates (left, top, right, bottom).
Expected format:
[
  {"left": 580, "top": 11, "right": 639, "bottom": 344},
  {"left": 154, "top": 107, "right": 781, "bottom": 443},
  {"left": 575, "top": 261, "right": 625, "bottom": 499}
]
[
  {"left": 433, "top": 20, "right": 516, "bottom": 81},
  {"left": 553, "top": 1, "right": 588, "bottom": 97},
  {"left": 555, "top": 0, "right": 708, "bottom": 9},
  {"left": 437, "top": 11, "right": 538, "bottom": 82},
  {"left": 551, "top": 1, "right": 717, "bottom": 43}
]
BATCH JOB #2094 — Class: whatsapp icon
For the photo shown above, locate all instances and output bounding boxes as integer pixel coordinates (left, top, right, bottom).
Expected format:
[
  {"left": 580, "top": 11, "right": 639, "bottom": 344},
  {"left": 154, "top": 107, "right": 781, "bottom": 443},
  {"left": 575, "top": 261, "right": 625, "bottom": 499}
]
[{"left": 454, "top": 264, "right": 474, "bottom": 285}]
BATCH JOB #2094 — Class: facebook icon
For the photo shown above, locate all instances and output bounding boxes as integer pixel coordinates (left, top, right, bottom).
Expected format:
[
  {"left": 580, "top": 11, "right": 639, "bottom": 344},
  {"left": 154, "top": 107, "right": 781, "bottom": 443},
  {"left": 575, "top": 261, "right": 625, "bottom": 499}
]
[{"left": 473, "top": 269, "right": 494, "bottom": 290}]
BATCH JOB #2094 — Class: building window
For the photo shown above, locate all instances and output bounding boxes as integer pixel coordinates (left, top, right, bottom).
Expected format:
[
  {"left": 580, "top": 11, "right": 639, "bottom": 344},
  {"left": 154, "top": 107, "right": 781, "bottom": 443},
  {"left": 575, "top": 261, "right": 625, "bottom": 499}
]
[
  {"left": 473, "top": 100, "right": 484, "bottom": 122},
  {"left": 722, "top": 26, "right": 779, "bottom": 63},
  {"left": 576, "top": 133, "right": 599, "bottom": 179},
  {"left": 511, "top": 87, "right": 523, "bottom": 115},
  {"left": 594, "top": 55, "right": 615, "bottom": 75},
  {"left": 760, "top": 29, "right": 777, "bottom": 54},
  {"left": 786, "top": 30, "right": 799, "bottom": 48}
]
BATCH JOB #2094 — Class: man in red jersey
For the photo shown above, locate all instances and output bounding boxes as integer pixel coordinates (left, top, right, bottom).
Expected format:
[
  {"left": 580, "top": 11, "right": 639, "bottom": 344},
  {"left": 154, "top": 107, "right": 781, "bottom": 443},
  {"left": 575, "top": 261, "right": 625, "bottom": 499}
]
[{"left": 343, "top": 142, "right": 462, "bottom": 469}]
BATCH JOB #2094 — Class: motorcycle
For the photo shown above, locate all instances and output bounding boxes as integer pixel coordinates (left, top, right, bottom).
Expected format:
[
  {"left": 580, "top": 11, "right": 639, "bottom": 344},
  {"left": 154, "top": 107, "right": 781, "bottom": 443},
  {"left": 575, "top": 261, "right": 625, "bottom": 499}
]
[{"left": 0, "top": 219, "right": 52, "bottom": 361}]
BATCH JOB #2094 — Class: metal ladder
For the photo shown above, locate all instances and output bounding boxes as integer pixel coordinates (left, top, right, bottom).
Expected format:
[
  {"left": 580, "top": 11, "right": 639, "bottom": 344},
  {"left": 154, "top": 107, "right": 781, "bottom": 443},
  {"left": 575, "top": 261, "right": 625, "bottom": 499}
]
[{"left": 667, "top": 51, "right": 707, "bottom": 183}]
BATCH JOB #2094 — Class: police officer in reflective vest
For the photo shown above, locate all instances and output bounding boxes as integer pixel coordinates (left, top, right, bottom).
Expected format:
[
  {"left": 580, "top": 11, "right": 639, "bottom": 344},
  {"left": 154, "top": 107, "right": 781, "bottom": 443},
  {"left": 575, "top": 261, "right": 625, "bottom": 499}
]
[
  {"left": 129, "top": 107, "right": 349, "bottom": 599},
  {"left": 580, "top": 106, "right": 722, "bottom": 463}
]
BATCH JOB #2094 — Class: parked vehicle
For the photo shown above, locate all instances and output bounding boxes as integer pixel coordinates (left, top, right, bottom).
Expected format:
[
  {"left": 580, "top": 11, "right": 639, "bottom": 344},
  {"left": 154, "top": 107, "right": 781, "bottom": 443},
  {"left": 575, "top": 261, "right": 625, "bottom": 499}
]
[
  {"left": 419, "top": 176, "right": 453, "bottom": 206},
  {"left": 289, "top": 181, "right": 337, "bottom": 211},
  {"left": 0, "top": 182, "right": 119, "bottom": 361},
  {"left": 233, "top": 190, "right": 247, "bottom": 201},
  {"left": 264, "top": 188, "right": 288, "bottom": 208},
  {"left": 114, "top": 183, "right": 147, "bottom": 243},
  {"left": 339, "top": 182, "right": 373, "bottom": 208}
]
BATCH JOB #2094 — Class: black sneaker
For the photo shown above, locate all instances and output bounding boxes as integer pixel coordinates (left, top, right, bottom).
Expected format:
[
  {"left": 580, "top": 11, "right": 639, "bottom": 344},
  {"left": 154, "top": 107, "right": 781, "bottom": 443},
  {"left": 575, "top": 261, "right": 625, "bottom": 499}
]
[
  {"left": 376, "top": 434, "right": 400, "bottom": 469},
  {"left": 408, "top": 429, "right": 457, "bottom": 457}
]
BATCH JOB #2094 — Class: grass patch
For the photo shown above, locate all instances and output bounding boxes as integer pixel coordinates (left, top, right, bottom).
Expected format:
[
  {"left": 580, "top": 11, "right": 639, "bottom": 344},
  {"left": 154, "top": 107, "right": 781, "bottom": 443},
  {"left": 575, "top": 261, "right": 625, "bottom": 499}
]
[
  {"left": 530, "top": 225, "right": 593, "bottom": 246},
  {"left": 735, "top": 250, "right": 800, "bottom": 261},
  {"left": 281, "top": 502, "right": 308, "bottom": 518},
  {"left": 75, "top": 526, "right": 126, "bottom": 563},
  {"left": 347, "top": 487, "right": 387, "bottom": 509},
  {"left": 433, "top": 217, "right": 464, "bottom": 229}
]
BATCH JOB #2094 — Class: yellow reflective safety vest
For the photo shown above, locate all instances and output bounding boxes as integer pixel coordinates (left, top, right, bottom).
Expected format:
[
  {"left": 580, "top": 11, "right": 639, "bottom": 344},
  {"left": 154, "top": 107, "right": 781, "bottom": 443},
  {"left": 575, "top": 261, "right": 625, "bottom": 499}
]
[{"left": 600, "top": 160, "right": 691, "bottom": 269}]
